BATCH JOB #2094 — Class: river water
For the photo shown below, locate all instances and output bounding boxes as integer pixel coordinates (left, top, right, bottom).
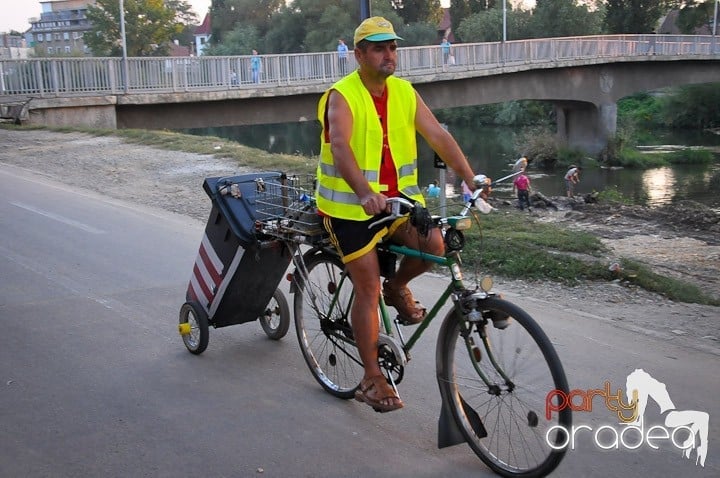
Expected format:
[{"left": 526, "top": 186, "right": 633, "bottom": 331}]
[{"left": 182, "top": 123, "right": 720, "bottom": 210}]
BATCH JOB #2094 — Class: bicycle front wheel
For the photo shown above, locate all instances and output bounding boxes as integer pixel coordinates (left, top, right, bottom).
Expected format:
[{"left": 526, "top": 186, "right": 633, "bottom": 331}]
[
  {"left": 437, "top": 296, "right": 571, "bottom": 477},
  {"left": 293, "top": 252, "right": 363, "bottom": 399}
]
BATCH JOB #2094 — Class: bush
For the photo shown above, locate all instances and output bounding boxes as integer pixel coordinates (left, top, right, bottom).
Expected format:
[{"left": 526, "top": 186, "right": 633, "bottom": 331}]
[
  {"left": 556, "top": 146, "right": 587, "bottom": 169},
  {"left": 612, "top": 148, "right": 668, "bottom": 168},
  {"left": 617, "top": 92, "right": 664, "bottom": 126},
  {"left": 597, "top": 186, "right": 634, "bottom": 205},
  {"left": 666, "top": 148, "right": 714, "bottom": 165},
  {"left": 516, "top": 126, "right": 560, "bottom": 169}
]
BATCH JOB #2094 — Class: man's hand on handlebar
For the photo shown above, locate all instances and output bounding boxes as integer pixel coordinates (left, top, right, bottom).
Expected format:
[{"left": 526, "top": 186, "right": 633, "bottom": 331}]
[
  {"left": 359, "top": 192, "right": 388, "bottom": 216},
  {"left": 367, "top": 197, "right": 415, "bottom": 229}
]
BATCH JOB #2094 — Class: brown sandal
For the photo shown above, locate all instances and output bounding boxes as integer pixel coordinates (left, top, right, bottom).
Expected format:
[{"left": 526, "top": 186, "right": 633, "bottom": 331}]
[
  {"left": 354, "top": 375, "right": 404, "bottom": 413},
  {"left": 382, "top": 279, "right": 426, "bottom": 325}
]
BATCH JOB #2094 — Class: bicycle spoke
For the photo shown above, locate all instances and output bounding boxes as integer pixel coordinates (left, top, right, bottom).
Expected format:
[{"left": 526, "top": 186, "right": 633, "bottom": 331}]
[{"left": 294, "top": 253, "right": 364, "bottom": 398}]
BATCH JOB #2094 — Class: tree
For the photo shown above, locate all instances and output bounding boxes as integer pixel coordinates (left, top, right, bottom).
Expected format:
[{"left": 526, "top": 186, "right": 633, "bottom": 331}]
[
  {"left": 85, "top": 0, "right": 196, "bottom": 57},
  {"left": 661, "top": 84, "right": 720, "bottom": 129},
  {"left": 210, "top": 0, "right": 284, "bottom": 43},
  {"left": 603, "top": 0, "right": 676, "bottom": 34},
  {"left": 390, "top": 0, "right": 441, "bottom": 25},
  {"left": 457, "top": 6, "right": 533, "bottom": 42},
  {"left": 305, "top": 5, "right": 355, "bottom": 51},
  {"left": 400, "top": 22, "right": 440, "bottom": 46},
  {"left": 264, "top": 7, "right": 309, "bottom": 53},
  {"left": 204, "top": 24, "right": 260, "bottom": 55},
  {"left": 677, "top": 0, "right": 717, "bottom": 34},
  {"left": 529, "top": 0, "right": 603, "bottom": 38}
]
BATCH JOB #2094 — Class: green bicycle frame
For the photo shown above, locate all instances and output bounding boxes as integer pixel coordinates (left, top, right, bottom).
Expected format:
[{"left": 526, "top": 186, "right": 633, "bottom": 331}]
[{"left": 382, "top": 243, "right": 466, "bottom": 351}]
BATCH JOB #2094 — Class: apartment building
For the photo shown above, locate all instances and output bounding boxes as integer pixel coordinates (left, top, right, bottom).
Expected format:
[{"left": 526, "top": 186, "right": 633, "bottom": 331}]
[{"left": 27, "top": 0, "right": 96, "bottom": 57}]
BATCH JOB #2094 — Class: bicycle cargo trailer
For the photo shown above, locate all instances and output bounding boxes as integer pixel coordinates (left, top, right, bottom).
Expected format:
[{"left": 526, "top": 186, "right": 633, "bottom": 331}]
[{"left": 179, "top": 172, "right": 292, "bottom": 354}]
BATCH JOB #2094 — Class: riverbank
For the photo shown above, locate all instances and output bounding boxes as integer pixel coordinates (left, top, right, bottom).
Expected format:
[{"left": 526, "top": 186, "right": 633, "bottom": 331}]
[{"left": 1, "top": 127, "right": 717, "bottom": 354}]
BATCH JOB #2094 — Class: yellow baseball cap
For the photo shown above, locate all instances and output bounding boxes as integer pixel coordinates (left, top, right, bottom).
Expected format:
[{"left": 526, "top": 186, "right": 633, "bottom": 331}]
[{"left": 354, "top": 17, "right": 403, "bottom": 45}]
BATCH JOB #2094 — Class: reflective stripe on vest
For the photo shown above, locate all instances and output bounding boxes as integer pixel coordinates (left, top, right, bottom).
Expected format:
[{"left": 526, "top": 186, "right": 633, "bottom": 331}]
[{"left": 319, "top": 162, "right": 379, "bottom": 183}]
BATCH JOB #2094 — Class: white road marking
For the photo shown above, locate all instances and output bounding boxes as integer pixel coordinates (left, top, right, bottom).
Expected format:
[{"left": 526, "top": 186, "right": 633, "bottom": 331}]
[{"left": 11, "top": 201, "right": 107, "bottom": 234}]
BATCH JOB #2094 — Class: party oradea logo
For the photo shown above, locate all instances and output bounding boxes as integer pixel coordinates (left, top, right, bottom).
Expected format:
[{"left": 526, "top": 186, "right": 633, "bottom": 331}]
[{"left": 545, "top": 368, "right": 709, "bottom": 467}]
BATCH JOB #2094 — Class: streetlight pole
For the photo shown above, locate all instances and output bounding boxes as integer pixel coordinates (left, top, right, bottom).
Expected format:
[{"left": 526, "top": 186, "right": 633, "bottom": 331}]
[
  {"left": 502, "top": 0, "right": 507, "bottom": 63},
  {"left": 119, "top": 0, "right": 129, "bottom": 93},
  {"left": 503, "top": 0, "right": 507, "bottom": 43},
  {"left": 360, "top": 0, "right": 370, "bottom": 21},
  {"left": 713, "top": 0, "right": 718, "bottom": 36}
]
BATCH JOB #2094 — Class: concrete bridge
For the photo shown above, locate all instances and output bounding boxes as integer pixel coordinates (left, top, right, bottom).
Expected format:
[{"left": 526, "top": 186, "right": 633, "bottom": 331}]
[{"left": 2, "top": 34, "right": 719, "bottom": 154}]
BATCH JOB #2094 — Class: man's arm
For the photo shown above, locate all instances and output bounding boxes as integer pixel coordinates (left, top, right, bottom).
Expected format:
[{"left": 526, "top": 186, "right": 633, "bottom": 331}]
[
  {"left": 326, "top": 90, "right": 386, "bottom": 215},
  {"left": 414, "top": 92, "right": 476, "bottom": 188}
]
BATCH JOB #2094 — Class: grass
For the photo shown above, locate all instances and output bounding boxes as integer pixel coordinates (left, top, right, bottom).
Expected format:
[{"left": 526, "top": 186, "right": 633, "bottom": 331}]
[
  {"left": 4, "top": 125, "right": 718, "bottom": 305},
  {"left": 457, "top": 211, "right": 611, "bottom": 284},
  {"left": 610, "top": 146, "right": 715, "bottom": 168},
  {"left": 596, "top": 186, "right": 634, "bottom": 205},
  {"left": 619, "top": 259, "right": 719, "bottom": 305},
  {"left": 425, "top": 197, "right": 719, "bottom": 306}
]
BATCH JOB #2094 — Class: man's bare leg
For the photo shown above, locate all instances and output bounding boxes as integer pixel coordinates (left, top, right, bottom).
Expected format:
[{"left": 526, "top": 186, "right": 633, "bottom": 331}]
[
  {"left": 343, "top": 251, "right": 402, "bottom": 409},
  {"left": 386, "top": 224, "right": 445, "bottom": 298}
]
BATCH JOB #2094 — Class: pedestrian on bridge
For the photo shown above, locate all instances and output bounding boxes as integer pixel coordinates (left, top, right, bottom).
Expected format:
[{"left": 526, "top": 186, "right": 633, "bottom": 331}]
[
  {"left": 251, "top": 49, "right": 261, "bottom": 84},
  {"left": 440, "top": 37, "right": 452, "bottom": 69},
  {"left": 337, "top": 39, "right": 349, "bottom": 76}
]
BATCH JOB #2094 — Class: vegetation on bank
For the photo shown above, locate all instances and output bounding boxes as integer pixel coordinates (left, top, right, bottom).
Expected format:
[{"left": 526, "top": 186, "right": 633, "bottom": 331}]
[
  {"left": 442, "top": 84, "right": 720, "bottom": 171},
  {"left": 447, "top": 208, "right": 719, "bottom": 306}
]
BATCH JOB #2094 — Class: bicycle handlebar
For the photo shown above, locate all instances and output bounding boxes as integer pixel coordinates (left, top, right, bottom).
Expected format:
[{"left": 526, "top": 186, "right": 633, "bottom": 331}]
[
  {"left": 367, "top": 197, "right": 415, "bottom": 229},
  {"left": 367, "top": 173, "right": 497, "bottom": 229}
]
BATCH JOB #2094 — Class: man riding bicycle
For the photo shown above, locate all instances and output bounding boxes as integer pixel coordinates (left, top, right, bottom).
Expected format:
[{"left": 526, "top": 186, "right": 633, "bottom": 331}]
[{"left": 316, "top": 16, "right": 486, "bottom": 413}]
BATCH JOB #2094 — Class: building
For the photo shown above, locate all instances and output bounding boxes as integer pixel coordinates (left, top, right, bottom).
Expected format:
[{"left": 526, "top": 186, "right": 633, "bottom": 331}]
[
  {"left": 27, "top": 0, "right": 96, "bottom": 57},
  {"left": 168, "top": 40, "right": 191, "bottom": 57},
  {"left": 194, "top": 13, "right": 211, "bottom": 56},
  {"left": 0, "top": 33, "right": 31, "bottom": 59}
]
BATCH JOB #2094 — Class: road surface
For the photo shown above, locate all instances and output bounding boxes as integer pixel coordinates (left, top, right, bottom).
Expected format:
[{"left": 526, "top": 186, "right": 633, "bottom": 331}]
[{"left": 0, "top": 164, "right": 717, "bottom": 477}]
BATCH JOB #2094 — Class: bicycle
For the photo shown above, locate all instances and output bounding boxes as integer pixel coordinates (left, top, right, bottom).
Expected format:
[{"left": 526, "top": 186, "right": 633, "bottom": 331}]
[{"left": 256, "top": 177, "right": 572, "bottom": 477}]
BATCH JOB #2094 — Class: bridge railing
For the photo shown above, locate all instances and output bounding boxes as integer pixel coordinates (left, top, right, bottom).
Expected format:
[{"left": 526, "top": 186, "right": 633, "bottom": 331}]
[{"left": 1, "top": 35, "right": 717, "bottom": 98}]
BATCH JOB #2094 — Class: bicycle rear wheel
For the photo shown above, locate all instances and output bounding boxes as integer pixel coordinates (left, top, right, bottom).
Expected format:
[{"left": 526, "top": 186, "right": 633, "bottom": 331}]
[
  {"left": 293, "top": 252, "right": 363, "bottom": 399},
  {"left": 437, "top": 296, "right": 571, "bottom": 477}
]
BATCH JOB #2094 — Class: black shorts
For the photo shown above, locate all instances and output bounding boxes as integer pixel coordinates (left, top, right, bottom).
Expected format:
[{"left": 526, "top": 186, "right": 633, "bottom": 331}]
[{"left": 322, "top": 214, "right": 408, "bottom": 264}]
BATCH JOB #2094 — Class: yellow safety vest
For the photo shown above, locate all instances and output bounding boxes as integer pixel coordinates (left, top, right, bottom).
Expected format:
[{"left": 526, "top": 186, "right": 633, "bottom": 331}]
[{"left": 316, "top": 71, "right": 424, "bottom": 220}]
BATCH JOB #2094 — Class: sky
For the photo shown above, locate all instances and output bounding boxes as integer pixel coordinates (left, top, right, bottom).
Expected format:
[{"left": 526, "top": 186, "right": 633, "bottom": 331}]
[
  {"left": 0, "top": 1, "right": 538, "bottom": 35},
  {"left": 0, "top": 0, "right": 212, "bottom": 34}
]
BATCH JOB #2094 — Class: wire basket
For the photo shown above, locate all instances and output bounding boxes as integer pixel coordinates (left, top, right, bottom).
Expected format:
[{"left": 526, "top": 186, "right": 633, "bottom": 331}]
[{"left": 254, "top": 174, "right": 327, "bottom": 244}]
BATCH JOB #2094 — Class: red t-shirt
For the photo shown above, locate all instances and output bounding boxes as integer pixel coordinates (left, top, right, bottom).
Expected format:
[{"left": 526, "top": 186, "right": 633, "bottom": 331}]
[
  {"left": 513, "top": 174, "right": 530, "bottom": 191},
  {"left": 371, "top": 88, "right": 399, "bottom": 197},
  {"left": 321, "top": 89, "right": 399, "bottom": 202}
]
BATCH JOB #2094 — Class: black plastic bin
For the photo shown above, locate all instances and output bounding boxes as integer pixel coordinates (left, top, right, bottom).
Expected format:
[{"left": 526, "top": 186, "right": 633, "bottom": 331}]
[{"left": 178, "top": 172, "right": 293, "bottom": 354}]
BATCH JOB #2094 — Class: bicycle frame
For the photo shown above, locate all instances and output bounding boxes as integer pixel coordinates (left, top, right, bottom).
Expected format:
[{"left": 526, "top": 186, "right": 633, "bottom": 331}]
[{"left": 380, "top": 243, "right": 464, "bottom": 352}]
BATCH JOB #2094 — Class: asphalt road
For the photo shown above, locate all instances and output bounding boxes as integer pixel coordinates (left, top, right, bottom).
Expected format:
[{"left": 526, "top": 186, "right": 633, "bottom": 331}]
[{"left": 1, "top": 163, "right": 717, "bottom": 477}]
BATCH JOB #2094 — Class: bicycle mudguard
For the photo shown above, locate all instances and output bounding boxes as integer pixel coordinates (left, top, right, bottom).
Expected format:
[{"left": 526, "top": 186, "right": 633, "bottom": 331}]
[{"left": 438, "top": 393, "right": 487, "bottom": 448}]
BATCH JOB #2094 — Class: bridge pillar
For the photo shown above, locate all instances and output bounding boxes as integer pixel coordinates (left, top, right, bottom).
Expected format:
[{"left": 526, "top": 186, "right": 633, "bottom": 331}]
[{"left": 554, "top": 101, "right": 617, "bottom": 156}]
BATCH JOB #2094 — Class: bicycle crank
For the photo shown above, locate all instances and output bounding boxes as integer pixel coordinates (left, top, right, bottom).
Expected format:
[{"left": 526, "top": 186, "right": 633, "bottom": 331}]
[{"left": 377, "top": 333, "right": 406, "bottom": 385}]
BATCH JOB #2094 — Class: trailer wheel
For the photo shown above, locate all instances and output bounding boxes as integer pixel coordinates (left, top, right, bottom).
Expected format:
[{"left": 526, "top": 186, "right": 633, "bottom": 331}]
[
  {"left": 259, "top": 289, "right": 290, "bottom": 340},
  {"left": 179, "top": 301, "right": 209, "bottom": 354}
]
